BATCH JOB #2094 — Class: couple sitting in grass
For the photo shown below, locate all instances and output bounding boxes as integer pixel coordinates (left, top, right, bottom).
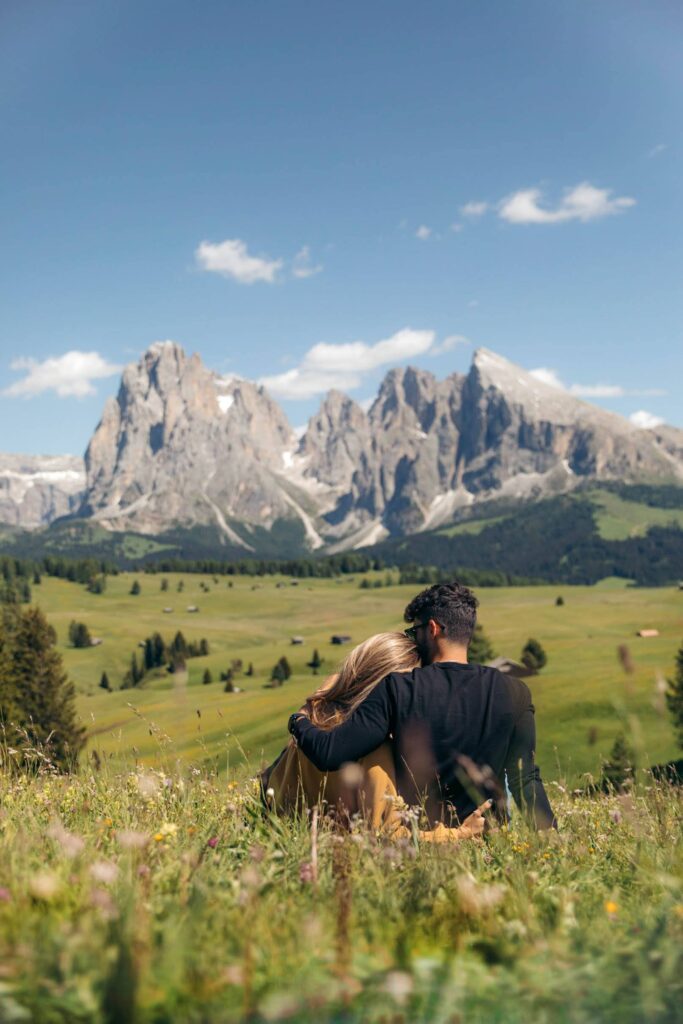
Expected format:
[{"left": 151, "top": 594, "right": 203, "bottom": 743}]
[{"left": 262, "top": 581, "right": 556, "bottom": 840}]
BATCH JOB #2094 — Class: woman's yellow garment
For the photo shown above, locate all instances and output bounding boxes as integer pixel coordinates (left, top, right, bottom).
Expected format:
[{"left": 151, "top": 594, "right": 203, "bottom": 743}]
[{"left": 263, "top": 740, "right": 467, "bottom": 843}]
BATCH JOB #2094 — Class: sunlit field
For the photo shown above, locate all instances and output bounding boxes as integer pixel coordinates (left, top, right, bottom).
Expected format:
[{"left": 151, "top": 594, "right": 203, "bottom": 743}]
[
  {"left": 30, "top": 572, "right": 683, "bottom": 783},
  {"left": 0, "top": 763, "right": 681, "bottom": 1022}
]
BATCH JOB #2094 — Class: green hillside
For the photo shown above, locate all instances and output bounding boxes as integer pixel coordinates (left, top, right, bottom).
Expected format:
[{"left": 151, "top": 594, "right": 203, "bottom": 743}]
[{"left": 24, "top": 573, "right": 683, "bottom": 784}]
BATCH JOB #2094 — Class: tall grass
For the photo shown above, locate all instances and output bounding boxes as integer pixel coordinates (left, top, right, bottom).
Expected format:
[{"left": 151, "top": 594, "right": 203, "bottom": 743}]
[{"left": 0, "top": 756, "right": 681, "bottom": 1022}]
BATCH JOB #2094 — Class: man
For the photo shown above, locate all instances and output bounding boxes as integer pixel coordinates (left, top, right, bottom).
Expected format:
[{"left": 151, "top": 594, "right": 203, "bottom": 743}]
[{"left": 288, "top": 581, "right": 556, "bottom": 830}]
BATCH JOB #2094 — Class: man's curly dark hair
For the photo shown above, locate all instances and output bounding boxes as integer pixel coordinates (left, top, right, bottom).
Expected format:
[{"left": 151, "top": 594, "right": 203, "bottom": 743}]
[{"left": 404, "top": 581, "right": 478, "bottom": 644}]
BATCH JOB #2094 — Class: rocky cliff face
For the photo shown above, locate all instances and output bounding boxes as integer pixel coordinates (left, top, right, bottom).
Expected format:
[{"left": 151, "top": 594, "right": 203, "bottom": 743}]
[
  {"left": 82, "top": 341, "right": 299, "bottom": 547},
  {"left": 5, "top": 342, "right": 681, "bottom": 548},
  {"left": 0, "top": 455, "right": 85, "bottom": 528}
]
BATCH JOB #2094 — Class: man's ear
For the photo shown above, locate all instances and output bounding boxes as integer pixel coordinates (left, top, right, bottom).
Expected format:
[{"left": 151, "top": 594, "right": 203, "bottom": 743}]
[{"left": 428, "top": 619, "right": 441, "bottom": 638}]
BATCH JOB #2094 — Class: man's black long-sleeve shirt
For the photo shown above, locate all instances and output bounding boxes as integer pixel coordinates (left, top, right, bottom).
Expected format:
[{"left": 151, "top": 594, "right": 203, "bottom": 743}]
[{"left": 290, "top": 661, "right": 556, "bottom": 829}]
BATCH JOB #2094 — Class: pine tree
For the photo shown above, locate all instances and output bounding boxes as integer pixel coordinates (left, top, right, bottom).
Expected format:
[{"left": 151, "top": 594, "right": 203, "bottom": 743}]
[
  {"left": 202, "top": 668, "right": 213, "bottom": 685},
  {"left": 556, "top": 596, "right": 564, "bottom": 607},
  {"left": 522, "top": 638, "right": 547, "bottom": 672},
  {"left": 666, "top": 640, "right": 683, "bottom": 750},
  {"left": 199, "top": 638, "right": 210, "bottom": 657},
  {"left": 172, "top": 631, "right": 188, "bottom": 658},
  {"left": 68, "top": 620, "right": 92, "bottom": 649},
  {"left": 0, "top": 606, "right": 85, "bottom": 768},
  {"left": 152, "top": 632, "right": 166, "bottom": 668},
  {"left": 99, "top": 671, "right": 111, "bottom": 692},
  {"left": 468, "top": 625, "right": 496, "bottom": 665},
  {"left": 278, "top": 656, "right": 291, "bottom": 680},
  {"left": 160, "top": 578, "right": 169, "bottom": 592},
  {"left": 144, "top": 638, "right": 155, "bottom": 672},
  {"left": 270, "top": 662, "right": 286, "bottom": 686},
  {"left": 224, "top": 674, "right": 235, "bottom": 693},
  {"left": 130, "top": 580, "right": 141, "bottom": 596},
  {"left": 245, "top": 662, "right": 254, "bottom": 677},
  {"left": 307, "top": 649, "right": 322, "bottom": 672},
  {"left": 130, "top": 652, "right": 143, "bottom": 686},
  {"left": 601, "top": 732, "right": 636, "bottom": 791}
]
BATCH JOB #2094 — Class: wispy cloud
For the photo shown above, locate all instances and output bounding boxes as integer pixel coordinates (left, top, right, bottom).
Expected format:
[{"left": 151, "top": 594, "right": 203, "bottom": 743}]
[
  {"left": 195, "top": 238, "right": 283, "bottom": 284},
  {"left": 499, "top": 182, "right": 635, "bottom": 225},
  {"left": 647, "top": 143, "right": 667, "bottom": 159},
  {"left": 630, "top": 410, "right": 664, "bottom": 429},
  {"left": 430, "top": 334, "right": 470, "bottom": 356},
  {"left": 460, "top": 201, "right": 488, "bottom": 218},
  {"left": 4, "top": 351, "right": 122, "bottom": 399},
  {"left": 415, "top": 225, "right": 432, "bottom": 240},
  {"left": 530, "top": 367, "right": 665, "bottom": 400},
  {"left": 292, "top": 246, "right": 323, "bottom": 279},
  {"left": 259, "top": 327, "right": 438, "bottom": 399}
]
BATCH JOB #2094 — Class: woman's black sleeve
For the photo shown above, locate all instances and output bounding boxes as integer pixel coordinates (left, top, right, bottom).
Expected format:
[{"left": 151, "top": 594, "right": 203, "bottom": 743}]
[{"left": 289, "top": 679, "right": 393, "bottom": 771}]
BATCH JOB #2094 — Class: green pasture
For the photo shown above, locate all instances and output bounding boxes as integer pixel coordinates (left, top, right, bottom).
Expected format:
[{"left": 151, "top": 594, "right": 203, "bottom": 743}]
[{"left": 31, "top": 573, "right": 683, "bottom": 782}]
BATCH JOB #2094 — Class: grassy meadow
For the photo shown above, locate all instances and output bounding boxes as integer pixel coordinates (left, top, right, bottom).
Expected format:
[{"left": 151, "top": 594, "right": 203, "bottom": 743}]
[
  {"left": 1, "top": 574, "right": 682, "bottom": 1022},
  {"left": 27, "top": 572, "right": 683, "bottom": 782}
]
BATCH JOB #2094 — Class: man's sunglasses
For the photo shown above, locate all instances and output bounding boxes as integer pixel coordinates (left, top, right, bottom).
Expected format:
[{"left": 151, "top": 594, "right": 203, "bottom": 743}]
[{"left": 404, "top": 620, "right": 442, "bottom": 642}]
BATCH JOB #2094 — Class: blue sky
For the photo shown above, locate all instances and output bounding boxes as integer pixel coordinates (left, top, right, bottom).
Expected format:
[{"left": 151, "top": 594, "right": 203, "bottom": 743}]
[{"left": 1, "top": 0, "right": 681, "bottom": 454}]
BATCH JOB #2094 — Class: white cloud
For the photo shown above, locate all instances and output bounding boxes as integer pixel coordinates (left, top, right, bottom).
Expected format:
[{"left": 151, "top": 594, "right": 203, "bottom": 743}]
[
  {"left": 460, "top": 201, "right": 488, "bottom": 218},
  {"left": 195, "top": 238, "right": 283, "bottom": 284},
  {"left": 529, "top": 367, "right": 565, "bottom": 390},
  {"left": 570, "top": 383, "right": 625, "bottom": 398},
  {"left": 3, "top": 351, "right": 122, "bottom": 399},
  {"left": 647, "top": 143, "right": 667, "bottom": 159},
  {"left": 431, "top": 334, "right": 470, "bottom": 356},
  {"left": 415, "top": 225, "right": 432, "bottom": 240},
  {"left": 499, "top": 182, "right": 636, "bottom": 225},
  {"left": 530, "top": 367, "right": 665, "bottom": 401},
  {"left": 450, "top": 222, "right": 463, "bottom": 233},
  {"left": 630, "top": 410, "right": 664, "bottom": 429},
  {"left": 292, "top": 246, "right": 323, "bottom": 279},
  {"left": 259, "top": 327, "right": 437, "bottom": 399}
]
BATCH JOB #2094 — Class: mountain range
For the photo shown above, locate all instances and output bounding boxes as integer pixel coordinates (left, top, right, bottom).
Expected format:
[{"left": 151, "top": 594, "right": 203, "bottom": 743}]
[{"left": 2, "top": 341, "right": 681, "bottom": 555}]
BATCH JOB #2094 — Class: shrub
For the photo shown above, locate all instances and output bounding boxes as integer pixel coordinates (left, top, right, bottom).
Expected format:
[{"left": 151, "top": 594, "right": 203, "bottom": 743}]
[
  {"left": 468, "top": 625, "right": 496, "bottom": 665},
  {"left": 522, "top": 638, "right": 547, "bottom": 671},
  {"left": 68, "top": 620, "right": 92, "bottom": 649}
]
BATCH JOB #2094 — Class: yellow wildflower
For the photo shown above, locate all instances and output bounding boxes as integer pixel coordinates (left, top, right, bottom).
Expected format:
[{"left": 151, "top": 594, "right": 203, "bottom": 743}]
[{"left": 605, "top": 900, "right": 618, "bottom": 915}]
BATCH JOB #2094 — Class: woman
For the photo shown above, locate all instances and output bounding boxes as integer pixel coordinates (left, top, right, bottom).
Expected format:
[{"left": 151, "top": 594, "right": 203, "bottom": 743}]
[{"left": 261, "top": 632, "right": 490, "bottom": 841}]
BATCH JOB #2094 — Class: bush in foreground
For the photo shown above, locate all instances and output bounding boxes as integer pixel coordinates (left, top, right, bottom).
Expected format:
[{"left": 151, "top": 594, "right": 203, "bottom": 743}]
[{"left": 0, "top": 765, "right": 680, "bottom": 1022}]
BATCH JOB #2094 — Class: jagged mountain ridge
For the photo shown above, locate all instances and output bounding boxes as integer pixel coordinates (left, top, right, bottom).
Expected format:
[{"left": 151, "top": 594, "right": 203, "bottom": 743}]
[
  {"left": 2, "top": 341, "right": 681, "bottom": 546},
  {"left": 0, "top": 454, "right": 85, "bottom": 529}
]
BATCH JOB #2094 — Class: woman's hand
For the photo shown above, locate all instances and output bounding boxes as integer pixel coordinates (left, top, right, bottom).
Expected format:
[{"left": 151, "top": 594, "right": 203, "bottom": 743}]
[{"left": 458, "top": 799, "right": 492, "bottom": 839}]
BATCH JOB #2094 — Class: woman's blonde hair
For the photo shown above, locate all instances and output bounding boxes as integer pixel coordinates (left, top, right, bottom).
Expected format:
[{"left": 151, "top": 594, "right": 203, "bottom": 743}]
[{"left": 305, "top": 631, "right": 419, "bottom": 729}]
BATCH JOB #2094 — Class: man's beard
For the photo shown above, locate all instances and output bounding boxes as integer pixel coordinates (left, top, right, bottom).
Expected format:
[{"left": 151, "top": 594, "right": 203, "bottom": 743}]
[{"left": 416, "top": 638, "right": 433, "bottom": 665}]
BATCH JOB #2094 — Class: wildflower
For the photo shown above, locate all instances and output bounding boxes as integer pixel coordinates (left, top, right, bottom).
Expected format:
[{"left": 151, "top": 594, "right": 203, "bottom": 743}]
[
  {"left": 115, "top": 829, "right": 149, "bottom": 850},
  {"left": 137, "top": 774, "right": 160, "bottom": 800},
  {"left": 207, "top": 836, "right": 218, "bottom": 849},
  {"left": 90, "top": 860, "right": 118, "bottom": 885},
  {"left": 29, "top": 871, "right": 60, "bottom": 901},
  {"left": 384, "top": 971, "right": 413, "bottom": 1005},
  {"left": 339, "top": 762, "right": 364, "bottom": 789},
  {"left": 47, "top": 821, "right": 85, "bottom": 859},
  {"left": 154, "top": 822, "right": 178, "bottom": 843},
  {"left": 299, "top": 860, "right": 315, "bottom": 884},
  {"left": 609, "top": 809, "right": 622, "bottom": 824},
  {"left": 605, "top": 900, "right": 619, "bottom": 916},
  {"left": 0, "top": 887, "right": 11, "bottom": 902},
  {"left": 90, "top": 888, "right": 117, "bottom": 919}
]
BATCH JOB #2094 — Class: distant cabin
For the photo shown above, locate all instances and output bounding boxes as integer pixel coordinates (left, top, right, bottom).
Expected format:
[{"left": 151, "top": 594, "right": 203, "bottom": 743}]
[
  {"left": 186, "top": 605, "right": 199, "bottom": 613},
  {"left": 637, "top": 629, "right": 659, "bottom": 638},
  {"left": 331, "top": 634, "right": 352, "bottom": 645},
  {"left": 487, "top": 656, "right": 537, "bottom": 678},
  {"left": 290, "top": 636, "right": 304, "bottom": 645},
  {"left": 89, "top": 637, "right": 103, "bottom": 647},
  {"left": 163, "top": 607, "right": 173, "bottom": 613}
]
